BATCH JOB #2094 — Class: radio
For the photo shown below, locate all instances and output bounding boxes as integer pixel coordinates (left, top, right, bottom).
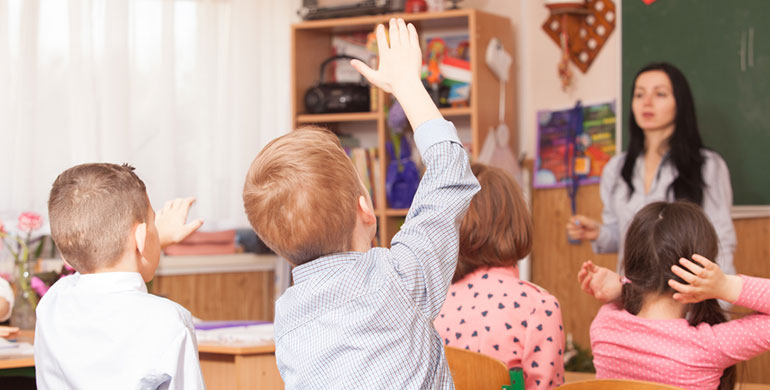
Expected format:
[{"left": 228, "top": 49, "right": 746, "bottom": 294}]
[
  {"left": 304, "top": 55, "right": 371, "bottom": 114},
  {"left": 298, "top": 0, "right": 406, "bottom": 21}
]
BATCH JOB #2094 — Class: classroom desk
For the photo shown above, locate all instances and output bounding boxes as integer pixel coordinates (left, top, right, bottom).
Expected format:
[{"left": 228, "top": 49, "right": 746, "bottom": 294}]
[
  {"left": 198, "top": 342, "right": 283, "bottom": 390},
  {"left": 0, "top": 330, "right": 35, "bottom": 380}
]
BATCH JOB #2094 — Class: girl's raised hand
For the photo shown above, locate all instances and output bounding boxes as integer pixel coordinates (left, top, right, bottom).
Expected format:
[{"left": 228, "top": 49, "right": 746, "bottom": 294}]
[
  {"left": 668, "top": 254, "right": 743, "bottom": 304},
  {"left": 577, "top": 261, "right": 622, "bottom": 303}
]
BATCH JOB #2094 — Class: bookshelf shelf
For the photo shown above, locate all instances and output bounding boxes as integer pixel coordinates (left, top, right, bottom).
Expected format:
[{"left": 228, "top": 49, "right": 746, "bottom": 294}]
[
  {"left": 291, "top": 9, "right": 515, "bottom": 246},
  {"left": 384, "top": 208, "right": 409, "bottom": 217},
  {"left": 297, "top": 112, "right": 379, "bottom": 123},
  {"left": 439, "top": 106, "right": 473, "bottom": 117}
]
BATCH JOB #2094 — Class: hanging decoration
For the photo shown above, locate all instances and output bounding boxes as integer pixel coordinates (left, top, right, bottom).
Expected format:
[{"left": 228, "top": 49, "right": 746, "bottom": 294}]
[{"left": 542, "top": 0, "right": 616, "bottom": 89}]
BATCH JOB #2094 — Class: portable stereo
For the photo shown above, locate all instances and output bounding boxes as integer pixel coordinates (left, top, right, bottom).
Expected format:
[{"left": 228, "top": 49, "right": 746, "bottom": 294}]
[{"left": 304, "top": 55, "right": 371, "bottom": 114}]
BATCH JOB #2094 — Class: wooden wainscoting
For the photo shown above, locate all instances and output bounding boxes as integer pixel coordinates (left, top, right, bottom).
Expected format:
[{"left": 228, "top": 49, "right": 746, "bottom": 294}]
[
  {"left": 152, "top": 271, "right": 275, "bottom": 322},
  {"left": 531, "top": 184, "right": 770, "bottom": 383}
]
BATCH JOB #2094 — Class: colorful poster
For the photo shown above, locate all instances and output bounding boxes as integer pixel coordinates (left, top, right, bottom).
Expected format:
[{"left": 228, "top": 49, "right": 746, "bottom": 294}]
[{"left": 535, "top": 101, "right": 617, "bottom": 188}]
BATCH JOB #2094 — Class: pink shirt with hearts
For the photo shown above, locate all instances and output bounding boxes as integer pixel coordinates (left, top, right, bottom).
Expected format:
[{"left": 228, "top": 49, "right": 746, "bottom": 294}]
[{"left": 435, "top": 266, "right": 566, "bottom": 389}]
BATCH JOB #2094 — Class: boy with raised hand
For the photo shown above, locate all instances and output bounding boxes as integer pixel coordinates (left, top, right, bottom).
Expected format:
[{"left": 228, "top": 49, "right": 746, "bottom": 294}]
[
  {"left": 35, "top": 163, "right": 205, "bottom": 390},
  {"left": 243, "top": 18, "right": 479, "bottom": 388}
]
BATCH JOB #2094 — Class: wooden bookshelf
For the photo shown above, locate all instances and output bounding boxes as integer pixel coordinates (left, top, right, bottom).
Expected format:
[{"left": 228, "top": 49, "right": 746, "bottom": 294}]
[
  {"left": 296, "top": 112, "right": 379, "bottom": 124},
  {"left": 291, "top": 9, "right": 516, "bottom": 246}
]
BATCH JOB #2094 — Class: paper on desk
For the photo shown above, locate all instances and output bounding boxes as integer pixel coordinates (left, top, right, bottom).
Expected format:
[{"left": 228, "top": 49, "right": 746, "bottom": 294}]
[
  {"left": 195, "top": 323, "right": 274, "bottom": 346},
  {"left": 0, "top": 338, "right": 33, "bottom": 357}
]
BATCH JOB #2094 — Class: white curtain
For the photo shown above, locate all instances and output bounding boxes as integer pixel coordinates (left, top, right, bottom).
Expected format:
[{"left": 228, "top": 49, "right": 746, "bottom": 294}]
[{"left": 0, "top": 0, "right": 298, "bottom": 230}]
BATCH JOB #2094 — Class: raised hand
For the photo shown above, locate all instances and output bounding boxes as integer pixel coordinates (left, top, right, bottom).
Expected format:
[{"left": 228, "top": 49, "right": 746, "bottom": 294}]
[
  {"left": 577, "top": 260, "right": 622, "bottom": 303},
  {"left": 668, "top": 254, "right": 742, "bottom": 304},
  {"left": 155, "top": 197, "right": 203, "bottom": 249},
  {"left": 350, "top": 18, "right": 422, "bottom": 95},
  {"left": 351, "top": 18, "right": 441, "bottom": 130}
]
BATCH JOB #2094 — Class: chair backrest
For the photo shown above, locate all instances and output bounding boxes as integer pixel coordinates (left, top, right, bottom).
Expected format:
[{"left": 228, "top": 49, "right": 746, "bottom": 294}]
[
  {"left": 444, "top": 346, "right": 512, "bottom": 390},
  {"left": 558, "top": 379, "right": 685, "bottom": 390}
]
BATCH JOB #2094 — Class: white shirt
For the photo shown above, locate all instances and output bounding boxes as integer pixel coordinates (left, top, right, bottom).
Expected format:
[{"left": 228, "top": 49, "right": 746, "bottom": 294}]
[
  {"left": 34, "top": 272, "right": 205, "bottom": 390},
  {"left": 0, "top": 277, "right": 14, "bottom": 322}
]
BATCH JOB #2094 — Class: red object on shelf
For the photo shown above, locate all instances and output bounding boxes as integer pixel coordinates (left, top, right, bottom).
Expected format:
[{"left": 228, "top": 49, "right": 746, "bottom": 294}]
[
  {"left": 164, "top": 229, "right": 237, "bottom": 256},
  {"left": 405, "top": 0, "right": 427, "bottom": 13}
]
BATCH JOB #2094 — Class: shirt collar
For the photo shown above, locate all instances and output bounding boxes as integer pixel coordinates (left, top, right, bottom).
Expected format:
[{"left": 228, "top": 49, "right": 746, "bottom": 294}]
[
  {"left": 292, "top": 252, "right": 362, "bottom": 284},
  {"left": 74, "top": 272, "right": 148, "bottom": 293}
]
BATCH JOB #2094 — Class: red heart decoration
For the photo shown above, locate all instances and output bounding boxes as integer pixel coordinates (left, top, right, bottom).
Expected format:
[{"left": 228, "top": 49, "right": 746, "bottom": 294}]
[{"left": 641, "top": 0, "right": 656, "bottom": 4}]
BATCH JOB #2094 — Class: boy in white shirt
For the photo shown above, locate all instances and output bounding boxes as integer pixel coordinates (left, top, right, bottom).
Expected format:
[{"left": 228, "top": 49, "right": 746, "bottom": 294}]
[{"left": 35, "top": 163, "right": 205, "bottom": 389}]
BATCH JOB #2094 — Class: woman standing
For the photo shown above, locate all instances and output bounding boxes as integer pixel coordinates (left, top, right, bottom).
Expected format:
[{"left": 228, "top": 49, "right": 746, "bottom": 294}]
[{"left": 566, "top": 62, "right": 736, "bottom": 275}]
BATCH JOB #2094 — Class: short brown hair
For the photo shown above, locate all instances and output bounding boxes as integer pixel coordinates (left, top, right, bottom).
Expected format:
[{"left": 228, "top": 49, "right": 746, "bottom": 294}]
[
  {"left": 243, "top": 126, "right": 363, "bottom": 266},
  {"left": 48, "top": 163, "right": 150, "bottom": 272},
  {"left": 454, "top": 163, "right": 532, "bottom": 282}
]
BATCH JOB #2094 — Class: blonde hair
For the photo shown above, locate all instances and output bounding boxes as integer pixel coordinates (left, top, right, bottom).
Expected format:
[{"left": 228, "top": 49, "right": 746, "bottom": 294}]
[
  {"left": 455, "top": 163, "right": 532, "bottom": 282},
  {"left": 48, "top": 163, "right": 149, "bottom": 272},
  {"left": 243, "top": 126, "right": 363, "bottom": 265}
]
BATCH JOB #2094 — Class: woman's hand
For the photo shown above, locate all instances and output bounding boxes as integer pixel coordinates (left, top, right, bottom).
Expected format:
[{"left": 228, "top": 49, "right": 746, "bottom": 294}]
[
  {"left": 566, "top": 215, "right": 601, "bottom": 241},
  {"left": 668, "top": 254, "right": 742, "bottom": 304},
  {"left": 577, "top": 261, "right": 623, "bottom": 303}
]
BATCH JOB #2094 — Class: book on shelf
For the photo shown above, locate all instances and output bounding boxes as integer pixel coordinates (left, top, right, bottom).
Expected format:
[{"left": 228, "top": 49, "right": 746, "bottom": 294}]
[{"left": 342, "top": 143, "right": 381, "bottom": 211}]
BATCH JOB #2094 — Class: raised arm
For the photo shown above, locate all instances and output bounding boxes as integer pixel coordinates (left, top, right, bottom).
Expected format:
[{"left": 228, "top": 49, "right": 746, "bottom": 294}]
[
  {"left": 670, "top": 254, "right": 770, "bottom": 366},
  {"left": 352, "top": 19, "right": 479, "bottom": 318}
]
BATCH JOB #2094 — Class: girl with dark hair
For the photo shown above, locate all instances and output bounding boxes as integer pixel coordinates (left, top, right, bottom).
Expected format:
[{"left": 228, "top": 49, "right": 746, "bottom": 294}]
[
  {"left": 566, "top": 63, "right": 736, "bottom": 275},
  {"left": 435, "top": 163, "right": 565, "bottom": 389},
  {"left": 578, "top": 201, "right": 770, "bottom": 390}
]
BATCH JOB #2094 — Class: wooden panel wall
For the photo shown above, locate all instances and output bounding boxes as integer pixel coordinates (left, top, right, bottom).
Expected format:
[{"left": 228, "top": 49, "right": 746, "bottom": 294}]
[
  {"left": 152, "top": 271, "right": 275, "bottom": 322},
  {"left": 531, "top": 184, "right": 770, "bottom": 383}
]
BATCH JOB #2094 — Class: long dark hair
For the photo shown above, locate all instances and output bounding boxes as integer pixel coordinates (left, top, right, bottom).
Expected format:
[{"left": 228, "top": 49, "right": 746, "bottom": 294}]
[
  {"left": 622, "top": 62, "right": 706, "bottom": 205},
  {"left": 621, "top": 201, "right": 735, "bottom": 390}
]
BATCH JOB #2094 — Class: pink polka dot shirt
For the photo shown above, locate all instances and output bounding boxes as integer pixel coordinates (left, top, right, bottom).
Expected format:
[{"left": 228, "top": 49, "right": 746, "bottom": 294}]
[
  {"left": 435, "top": 266, "right": 566, "bottom": 389},
  {"left": 591, "top": 275, "right": 770, "bottom": 390}
]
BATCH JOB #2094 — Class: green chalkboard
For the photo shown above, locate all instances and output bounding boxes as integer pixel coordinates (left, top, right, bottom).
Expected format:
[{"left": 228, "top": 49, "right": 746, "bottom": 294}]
[{"left": 622, "top": 0, "right": 770, "bottom": 205}]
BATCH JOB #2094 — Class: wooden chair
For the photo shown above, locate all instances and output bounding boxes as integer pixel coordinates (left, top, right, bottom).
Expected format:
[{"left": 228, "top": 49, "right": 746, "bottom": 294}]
[
  {"left": 558, "top": 379, "right": 685, "bottom": 390},
  {"left": 444, "top": 346, "right": 512, "bottom": 390}
]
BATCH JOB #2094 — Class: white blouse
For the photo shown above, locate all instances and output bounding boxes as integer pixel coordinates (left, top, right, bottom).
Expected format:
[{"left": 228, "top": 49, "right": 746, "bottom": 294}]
[
  {"left": 34, "top": 272, "right": 204, "bottom": 389},
  {"left": 593, "top": 149, "right": 736, "bottom": 275}
]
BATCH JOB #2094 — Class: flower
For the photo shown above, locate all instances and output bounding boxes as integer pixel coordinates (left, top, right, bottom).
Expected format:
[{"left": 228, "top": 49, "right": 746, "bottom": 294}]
[
  {"left": 18, "top": 212, "right": 43, "bottom": 233},
  {"left": 31, "top": 276, "right": 50, "bottom": 297}
]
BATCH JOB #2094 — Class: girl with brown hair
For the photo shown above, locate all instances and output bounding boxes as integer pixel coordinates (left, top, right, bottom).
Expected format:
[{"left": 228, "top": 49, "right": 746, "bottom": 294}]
[
  {"left": 579, "top": 201, "right": 770, "bottom": 390},
  {"left": 435, "top": 163, "right": 565, "bottom": 389}
]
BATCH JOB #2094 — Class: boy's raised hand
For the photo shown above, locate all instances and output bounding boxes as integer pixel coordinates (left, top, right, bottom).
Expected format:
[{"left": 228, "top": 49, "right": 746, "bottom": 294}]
[
  {"left": 668, "top": 254, "right": 743, "bottom": 304},
  {"left": 577, "top": 261, "right": 622, "bottom": 303},
  {"left": 351, "top": 19, "right": 421, "bottom": 95},
  {"left": 351, "top": 18, "right": 441, "bottom": 130},
  {"left": 155, "top": 197, "right": 204, "bottom": 249}
]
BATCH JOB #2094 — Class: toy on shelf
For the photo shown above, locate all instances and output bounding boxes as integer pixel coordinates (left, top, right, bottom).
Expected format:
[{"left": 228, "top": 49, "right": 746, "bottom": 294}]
[
  {"left": 421, "top": 34, "right": 471, "bottom": 107},
  {"left": 385, "top": 101, "right": 420, "bottom": 209}
]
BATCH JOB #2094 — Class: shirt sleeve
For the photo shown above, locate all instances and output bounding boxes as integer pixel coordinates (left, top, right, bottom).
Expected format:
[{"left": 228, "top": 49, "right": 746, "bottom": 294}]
[
  {"left": 702, "top": 151, "right": 737, "bottom": 275},
  {"left": 712, "top": 275, "right": 770, "bottom": 366},
  {"left": 0, "top": 278, "right": 14, "bottom": 322},
  {"left": 592, "top": 154, "right": 623, "bottom": 254},
  {"left": 388, "top": 118, "right": 480, "bottom": 320},
  {"left": 521, "top": 297, "right": 566, "bottom": 389}
]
